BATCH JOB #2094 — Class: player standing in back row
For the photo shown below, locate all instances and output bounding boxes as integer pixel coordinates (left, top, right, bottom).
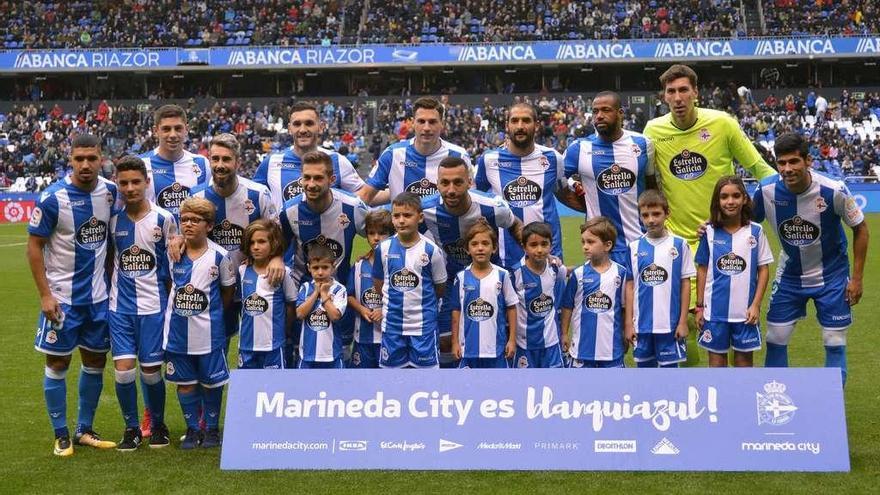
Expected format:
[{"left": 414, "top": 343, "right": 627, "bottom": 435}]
[{"left": 643, "top": 64, "right": 777, "bottom": 366}]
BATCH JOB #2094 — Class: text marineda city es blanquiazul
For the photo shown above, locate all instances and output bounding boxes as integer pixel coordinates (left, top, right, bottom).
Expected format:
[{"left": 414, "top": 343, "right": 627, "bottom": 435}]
[{"left": 254, "top": 386, "right": 720, "bottom": 433}]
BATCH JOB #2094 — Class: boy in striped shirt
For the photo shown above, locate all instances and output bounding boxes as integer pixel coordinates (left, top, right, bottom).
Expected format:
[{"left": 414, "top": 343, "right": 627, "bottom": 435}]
[{"left": 296, "top": 245, "right": 348, "bottom": 368}]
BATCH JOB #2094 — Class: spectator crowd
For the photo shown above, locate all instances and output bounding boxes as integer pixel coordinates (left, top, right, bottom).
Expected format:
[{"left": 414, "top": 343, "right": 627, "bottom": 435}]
[{"left": 3, "top": 1, "right": 878, "bottom": 50}]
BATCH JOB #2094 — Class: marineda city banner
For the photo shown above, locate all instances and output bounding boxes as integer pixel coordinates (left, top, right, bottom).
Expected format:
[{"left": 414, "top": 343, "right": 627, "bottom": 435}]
[{"left": 220, "top": 368, "right": 848, "bottom": 471}]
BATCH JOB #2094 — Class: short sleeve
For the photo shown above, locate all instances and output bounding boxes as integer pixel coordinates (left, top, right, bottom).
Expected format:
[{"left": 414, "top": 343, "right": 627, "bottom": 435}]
[
  {"left": 296, "top": 283, "right": 308, "bottom": 306},
  {"left": 493, "top": 196, "right": 516, "bottom": 229},
  {"left": 644, "top": 136, "right": 656, "bottom": 176},
  {"left": 163, "top": 213, "right": 179, "bottom": 240},
  {"left": 365, "top": 148, "right": 392, "bottom": 190},
  {"left": 450, "top": 274, "right": 462, "bottom": 311},
  {"left": 474, "top": 155, "right": 490, "bottom": 192},
  {"left": 28, "top": 192, "right": 59, "bottom": 237},
  {"left": 260, "top": 188, "right": 278, "bottom": 221},
  {"left": 353, "top": 201, "right": 368, "bottom": 237},
  {"left": 253, "top": 155, "right": 270, "bottom": 186},
  {"left": 624, "top": 244, "right": 635, "bottom": 280},
  {"left": 336, "top": 154, "right": 365, "bottom": 192},
  {"left": 679, "top": 240, "right": 696, "bottom": 279},
  {"left": 501, "top": 271, "right": 518, "bottom": 307},
  {"left": 561, "top": 270, "right": 578, "bottom": 310},
  {"left": 219, "top": 254, "right": 237, "bottom": 287},
  {"left": 430, "top": 244, "right": 447, "bottom": 284},
  {"left": 834, "top": 183, "right": 865, "bottom": 227},
  {"left": 563, "top": 141, "right": 579, "bottom": 178},
  {"left": 331, "top": 284, "right": 348, "bottom": 314},
  {"left": 282, "top": 267, "right": 298, "bottom": 302},
  {"left": 553, "top": 149, "right": 566, "bottom": 191},
  {"left": 756, "top": 227, "right": 774, "bottom": 266},
  {"left": 694, "top": 234, "right": 710, "bottom": 266},
  {"left": 371, "top": 243, "right": 384, "bottom": 281}
]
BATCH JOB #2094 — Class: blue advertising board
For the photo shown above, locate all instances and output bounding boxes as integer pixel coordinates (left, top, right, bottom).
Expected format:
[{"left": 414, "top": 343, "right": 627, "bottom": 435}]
[
  {"left": 2, "top": 36, "right": 879, "bottom": 72},
  {"left": 220, "top": 368, "right": 848, "bottom": 471}
]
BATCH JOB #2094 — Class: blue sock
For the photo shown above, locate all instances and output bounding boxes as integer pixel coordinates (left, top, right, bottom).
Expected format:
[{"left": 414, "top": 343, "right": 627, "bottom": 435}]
[
  {"left": 44, "top": 367, "right": 68, "bottom": 438},
  {"left": 637, "top": 359, "right": 658, "bottom": 368},
  {"left": 660, "top": 362, "right": 678, "bottom": 368},
  {"left": 139, "top": 374, "right": 152, "bottom": 411},
  {"left": 765, "top": 343, "right": 789, "bottom": 367},
  {"left": 114, "top": 369, "right": 139, "bottom": 428},
  {"left": 177, "top": 389, "right": 201, "bottom": 430},
  {"left": 77, "top": 366, "right": 104, "bottom": 432},
  {"left": 203, "top": 386, "right": 224, "bottom": 430},
  {"left": 141, "top": 371, "right": 166, "bottom": 427},
  {"left": 824, "top": 345, "right": 847, "bottom": 386}
]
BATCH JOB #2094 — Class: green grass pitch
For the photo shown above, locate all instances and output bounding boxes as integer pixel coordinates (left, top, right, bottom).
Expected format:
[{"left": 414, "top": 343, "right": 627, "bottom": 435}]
[{"left": 0, "top": 216, "right": 876, "bottom": 494}]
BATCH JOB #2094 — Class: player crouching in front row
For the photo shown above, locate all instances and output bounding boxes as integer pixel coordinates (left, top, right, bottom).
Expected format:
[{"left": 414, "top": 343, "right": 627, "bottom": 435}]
[{"left": 164, "top": 197, "right": 236, "bottom": 449}]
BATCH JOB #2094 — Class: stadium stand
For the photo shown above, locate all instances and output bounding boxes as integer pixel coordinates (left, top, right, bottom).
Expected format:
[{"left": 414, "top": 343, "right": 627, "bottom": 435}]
[{"left": 763, "top": 0, "right": 879, "bottom": 36}]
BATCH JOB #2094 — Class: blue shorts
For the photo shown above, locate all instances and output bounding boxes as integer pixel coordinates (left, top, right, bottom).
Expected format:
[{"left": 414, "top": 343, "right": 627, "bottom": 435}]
[
  {"left": 513, "top": 345, "right": 564, "bottom": 368},
  {"left": 438, "top": 293, "right": 452, "bottom": 337},
  {"left": 299, "top": 357, "right": 345, "bottom": 369},
  {"left": 239, "top": 348, "right": 285, "bottom": 369},
  {"left": 634, "top": 333, "right": 687, "bottom": 366},
  {"left": 109, "top": 311, "right": 165, "bottom": 366},
  {"left": 338, "top": 308, "right": 355, "bottom": 346},
  {"left": 458, "top": 356, "right": 509, "bottom": 369},
  {"left": 768, "top": 277, "right": 852, "bottom": 329},
  {"left": 569, "top": 356, "right": 625, "bottom": 368},
  {"left": 225, "top": 301, "right": 241, "bottom": 337},
  {"left": 699, "top": 321, "right": 762, "bottom": 353},
  {"left": 380, "top": 332, "right": 438, "bottom": 368},
  {"left": 165, "top": 349, "right": 229, "bottom": 387},
  {"left": 350, "top": 342, "right": 381, "bottom": 369},
  {"left": 35, "top": 301, "right": 110, "bottom": 355}
]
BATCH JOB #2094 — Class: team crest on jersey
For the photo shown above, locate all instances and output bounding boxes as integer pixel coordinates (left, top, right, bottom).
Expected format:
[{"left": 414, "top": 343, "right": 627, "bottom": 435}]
[
  {"left": 303, "top": 235, "right": 344, "bottom": 261},
  {"left": 630, "top": 144, "right": 642, "bottom": 156},
  {"left": 283, "top": 178, "right": 304, "bottom": 201},
  {"left": 338, "top": 213, "right": 351, "bottom": 228},
  {"left": 614, "top": 275, "right": 622, "bottom": 288},
  {"left": 748, "top": 235, "right": 758, "bottom": 248},
  {"left": 756, "top": 381, "right": 798, "bottom": 426},
  {"left": 152, "top": 225, "right": 163, "bottom": 242},
  {"left": 119, "top": 245, "right": 157, "bottom": 278},
  {"left": 699, "top": 128, "right": 711, "bottom": 142},
  {"left": 528, "top": 293, "right": 554, "bottom": 316},
  {"left": 209, "top": 265, "right": 219, "bottom": 280},
  {"left": 779, "top": 215, "right": 820, "bottom": 246},
  {"left": 669, "top": 149, "right": 708, "bottom": 180},
  {"left": 538, "top": 156, "right": 550, "bottom": 170},
  {"left": 669, "top": 246, "right": 679, "bottom": 259},
  {"left": 596, "top": 164, "right": 636, "bottom": 195},
  {"left": 390, "top": 268, "right": 420, "bottom": 292},
  {"left": 166, "top": 362, "right": 175, "bottom": 376},
  {"left": 503, "top": 176, "right": 541, "bottom": 207},
  {"left": 814, "top": 197, "right": 827, "bottom": 213},
  {"left": 76, "top": 216, "right": 108, "bottom": 250},
  {"left": 517, "top": 355, "right": 529, "bottom": 368},
  {"left": 405, "top": 178, "right": 438, "bottom": 197},
  {"left": 45, "top": 330, "right": 58, "bottom": 344},
  {"left": 466, "top": 297, "right": 495, "bottom": 321},
  {"left": 157, "top": 182, "right": 191, "bottom": 210},
  {"left": 174, "top": 284, "right": 209, "bottom": 316},
  {"left": 105, "top": 191, "right": 114, "bottom": 205},
  {"left": 29, "top": 206, "right": 43, "bottom": 228},
  {"left": 192, "top": 164, "right": 203, "bottom": 177},
  {"left": 584, "top": 291, "right": 612, "bottom": 313},
  {"left": 244, "top": 293, "right": 269, "bottom": 315},
  {"left": 717, "top": 252, "right": 746, "bottom": 276},
  {"left": 212, "top": 220, "right": 245, "bottom": 251},
  {"left": 244, "top": 199, "right": 256, "bottom": 215},
  {"left": 419, "top": 253, "right": 430, "bottom": 266},
  {"left": 640, "top": 264, "right": 669, "bottom": 286},
  {"left": 495, "top": 281, "right": 503, "bottom": 292},
  {"left": 308, "top": 308, "right": 330, "bottom": 330}
]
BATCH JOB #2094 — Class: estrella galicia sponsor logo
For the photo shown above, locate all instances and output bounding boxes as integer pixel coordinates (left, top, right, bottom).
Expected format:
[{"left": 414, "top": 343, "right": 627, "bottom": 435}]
[
  {"left": 390, "top": 268, "right": 419, "bottom": 292},
  {"left": 405, "top": 178, "right": 438, "bottom": 197},
  {"left": 76, "top": 216, "right": 108, "bottom": 250},
  {"left": 779, "top": 216, "right": 820, "bottom": 246},
  {"left": 466, "top": 297, "right": 495, "bottom": 321},
  {"left": 716, "top": 252, "right": 747, "bottom": 276},
  {"left": 283, "top": 178, "right": 303, "bottom": 201},
  {"left": 528, "top": 293, "right": 554, "bottom": 316},
  {"left": 380, "top": 440, "right": 426, "bottom": 452},
  {"left": 119, "top": 245, "right": 156, "bottom": 277},
  {"left": 157, "top": 182, "right": 190, "bottom": 210},
  {"left": 338, "top": 440, "right": 368, "bottom": 452},
  {"left": 756, "top": 380, "right": 798, "bottom": 426},
  {"left": 244, "top": 293, "right": 269, "bottom": 316},
  {"left": 669, "top": 150, "right": 708, "bottom": 180},
  {"left": 596, "top": 164, "right": 636, "bottom": 195},
  {"left": 594, "top": 440, "right": 637, "bottom": 453},
  {"left": 174, "top": 284, "right": 209, "bottom": 316},
  {"left": 361, "top": 287, "right": 382, "bottom": 308},
  {"left": 211, "top": 219, "right": 245, "bottom": 251},
  {"left": 303, "top": 235, "right": 344, "bottom": 261},
  {"left": 640, "top": 264, "right": 668, "bottom": 286},
  {"left": 308, "top": 309, "right": 330, "bottom": 330},
  {"left": 443, "top": 239, "right": 471, "bottom": 265},
  {"left": 584, "top": 291, "right": 612, "bottom": 313},
  {"left": 502, "top": 176, "right": 541, "bottom": 207}
]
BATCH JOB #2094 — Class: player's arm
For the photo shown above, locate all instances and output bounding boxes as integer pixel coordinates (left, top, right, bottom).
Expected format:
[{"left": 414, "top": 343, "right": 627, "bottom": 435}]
[
  {"left": 450, "top": 309, "right": 462, "bottom": 360},
  {"left": 560, "top": 307, "right": 572, "bottom": 353},
  {"left": 847, "top": 221, "right": 868, "bottom": 306},
  {"left": 504, "top": 305, "right": 517, "bottom": 359},
  {"left": 695, "top": 265, "right": 707, "bottom": 329},
  {"left": 322, "top": 285, "right": 344, "bottom": 322},
  {"left": 506, "top": 217, "right": 524, "bottom": 246},
  {"left": 296, "top": 288, "right": 320, "bottom": 320},
  {"left": 220, "top": 285, "right": 235, "bottom": 311},
  {"left": 554, "top": 185, "right": 586, "bottom": 213},
  {"left": 675, "top": 278, "right": 690, "bottom": 340},
  {"left": 728, "top": 117, "right": 777, "bottom": 180},
  {"left": 560, "top": 274, "right": 576, "bottom": 353},
  {"left": 356, "top": 185, "right": 390, "bottom": 206},
  {"left": 27, "top": 234, "right": 61, "bottom": 323},
  {"left": 623, "top": 280, "right": 635, "bottom": 346},
  {"left": 105, "top": 235, "right": 115, "bottom": 282},
  {"left": 746, "top": 264, "right": 769, "bottom": 325}
]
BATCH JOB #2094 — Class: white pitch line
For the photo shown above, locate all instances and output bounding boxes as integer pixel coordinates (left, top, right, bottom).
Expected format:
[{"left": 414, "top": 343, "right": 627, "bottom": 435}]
[{"left": 0, "top": 242, "right": 26, "bottom": 247}]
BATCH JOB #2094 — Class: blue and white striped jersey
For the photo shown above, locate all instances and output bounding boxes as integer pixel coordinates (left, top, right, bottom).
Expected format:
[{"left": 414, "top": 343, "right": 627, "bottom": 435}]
[
  {"left": 752, "top": 171, "right": 864, "bottom": 288},
  {"left": 238, "top": 265, "right": 297, "bottom": 352},
  {"left": 564, "top": 131, "right": 655, "bottom": 257},
  {"left": 349, "top": 257, "right": 383, "bottom": 345},
  {"left": 509, "top": 261, "right": 567, "bottom": 350},
  {"left": 109, "top": 203, "right": 177, "bottom": 315},
  {"left": 366, "top": 138, "right": 471, "bottom": 199},
  {"left": 193, "top": 176, "right": 277, "bottom": 268},
  {"left": 695, "top": 223, "right": 773, "bottom": 322},
  {"left": 253, "top": 146, "right": 364, "bottom": 209},
  {"left": 626, "top": 234, "right": 695, "bottom": 334},
  {"left": 451, "top": 264, "right": 518, "bottom": 359},
  {"left": 372, "top": 234, "right": 447, "bottom": 336},
  {"left": 421, "top": 190, "right": 517, "bottom": 274},
  {"left": 28, "top": 176, "right": 118, "bottom": 306},
  {"left": 562, "top": 262, "right": 628, "bottom": 361},
  {"left": 163, "top": 240, "right": 237, "bottom": 355},
  {"left": 140, "top": 149, "right": 208, "bottom": 219},
  {"left": 279, "top": 188, "right": 368, "bottom": 285},
  {"left": 297, "top": 280, "right": 348, "bottom": 362},
  {"left": 476, "top": 144, "right": 566, "bottom": 266}
]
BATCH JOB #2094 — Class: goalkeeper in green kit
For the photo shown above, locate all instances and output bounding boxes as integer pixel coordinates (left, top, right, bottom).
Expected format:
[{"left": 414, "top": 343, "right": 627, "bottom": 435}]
[{"left": 643, "top": 64, "right": 777, "bottom": 366}]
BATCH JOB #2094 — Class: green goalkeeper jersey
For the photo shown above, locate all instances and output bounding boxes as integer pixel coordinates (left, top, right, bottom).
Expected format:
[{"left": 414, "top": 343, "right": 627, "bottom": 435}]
[{"left": 644, "top": 107, "right": 777, "bottom": 248}]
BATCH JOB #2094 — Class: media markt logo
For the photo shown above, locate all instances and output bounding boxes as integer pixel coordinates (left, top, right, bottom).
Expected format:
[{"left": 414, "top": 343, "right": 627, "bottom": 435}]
[
  {"left": 756, "top": 380, "right": 798, "bottom": 426},
  {"left": 651, "top": 438, "right": 679, "bottom": 455},
  {"left": 439, "top": 439, "right": 463, "bottom": 453}
]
